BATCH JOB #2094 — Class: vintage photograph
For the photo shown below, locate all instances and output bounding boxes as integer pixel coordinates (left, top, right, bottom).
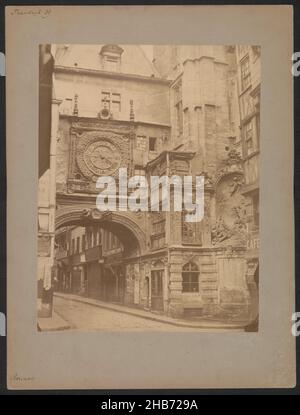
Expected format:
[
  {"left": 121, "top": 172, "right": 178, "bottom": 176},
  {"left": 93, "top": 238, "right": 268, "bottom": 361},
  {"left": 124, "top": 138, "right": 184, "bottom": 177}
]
[{"left": 37, "top": 44, "right": 260, "bottom": 332}]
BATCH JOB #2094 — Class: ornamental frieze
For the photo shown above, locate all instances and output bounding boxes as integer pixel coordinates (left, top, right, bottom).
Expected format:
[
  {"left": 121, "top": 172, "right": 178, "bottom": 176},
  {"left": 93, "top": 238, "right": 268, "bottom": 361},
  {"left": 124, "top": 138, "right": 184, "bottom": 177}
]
[{"left": 71, "top": 119, "right": 133, "bottom": 134}]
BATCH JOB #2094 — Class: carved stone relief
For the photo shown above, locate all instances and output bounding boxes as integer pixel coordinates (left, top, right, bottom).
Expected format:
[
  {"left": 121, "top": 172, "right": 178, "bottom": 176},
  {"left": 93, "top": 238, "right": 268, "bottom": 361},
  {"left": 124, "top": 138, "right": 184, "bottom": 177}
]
[
  {"left": 67, "top": 120, "right": 132, "bottom": 194},
  {"left": 212, "top": 172, "right": 247, "bottom": 246}
]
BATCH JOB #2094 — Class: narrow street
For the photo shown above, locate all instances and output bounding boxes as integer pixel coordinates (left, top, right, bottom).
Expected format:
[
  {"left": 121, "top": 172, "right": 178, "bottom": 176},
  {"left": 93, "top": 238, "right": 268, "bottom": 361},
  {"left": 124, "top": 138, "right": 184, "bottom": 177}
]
[{"left": 53, "top": 296, "right": 205, "bottom": 332}]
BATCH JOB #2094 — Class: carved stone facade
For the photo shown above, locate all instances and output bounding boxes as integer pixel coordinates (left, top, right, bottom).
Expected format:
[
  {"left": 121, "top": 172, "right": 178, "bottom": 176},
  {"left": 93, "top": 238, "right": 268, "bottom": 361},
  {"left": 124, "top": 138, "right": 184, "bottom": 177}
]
[{"left": 48, "top": 44, "right": 259, "bottom": 325}]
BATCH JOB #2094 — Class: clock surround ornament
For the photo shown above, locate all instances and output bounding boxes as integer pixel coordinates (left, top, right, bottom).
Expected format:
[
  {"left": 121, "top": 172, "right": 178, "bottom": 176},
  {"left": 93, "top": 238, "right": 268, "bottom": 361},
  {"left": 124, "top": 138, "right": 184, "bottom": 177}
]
[
  {"left": 75, "top": 130, "right": 129, "bottom": 181},
  {"left": 83, "top": 139, "right": 121, "bottom": 176}
]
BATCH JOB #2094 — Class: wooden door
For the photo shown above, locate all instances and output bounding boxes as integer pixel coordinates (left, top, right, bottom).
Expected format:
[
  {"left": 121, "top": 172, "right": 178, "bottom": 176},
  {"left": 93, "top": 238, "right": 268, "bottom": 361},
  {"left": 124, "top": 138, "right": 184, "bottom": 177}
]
[{"left": 151, "top": 270, "right": 164, "bottom": 311}]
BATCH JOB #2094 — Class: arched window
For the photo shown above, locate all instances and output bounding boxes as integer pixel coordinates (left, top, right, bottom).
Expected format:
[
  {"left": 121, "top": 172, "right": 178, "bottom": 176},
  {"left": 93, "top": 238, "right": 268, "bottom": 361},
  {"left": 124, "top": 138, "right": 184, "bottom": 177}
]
[{"left": 182, "top": 262, "right": 199, "bottom": 293}]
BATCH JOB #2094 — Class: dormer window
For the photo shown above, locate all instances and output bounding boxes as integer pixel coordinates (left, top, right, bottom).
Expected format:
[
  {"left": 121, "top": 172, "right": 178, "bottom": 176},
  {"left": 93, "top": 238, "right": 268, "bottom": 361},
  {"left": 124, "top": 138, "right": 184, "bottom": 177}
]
[
  {"left": 99, "top": 44, "right": 123, "bottom": 72},
  {"left": 104, "top": 55, "right": 119, "bottom": 71}
]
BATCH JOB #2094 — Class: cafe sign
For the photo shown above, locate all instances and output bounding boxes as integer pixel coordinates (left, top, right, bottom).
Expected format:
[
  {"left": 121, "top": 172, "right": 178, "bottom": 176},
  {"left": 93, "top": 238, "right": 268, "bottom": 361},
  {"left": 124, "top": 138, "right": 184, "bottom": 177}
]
[{"left": 246, "top": 231, "right": 260, "bottom": 255}]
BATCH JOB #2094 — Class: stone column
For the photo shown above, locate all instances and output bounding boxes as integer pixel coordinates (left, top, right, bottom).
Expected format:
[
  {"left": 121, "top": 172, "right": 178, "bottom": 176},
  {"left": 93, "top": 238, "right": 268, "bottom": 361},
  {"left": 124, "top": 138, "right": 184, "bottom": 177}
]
[
  {"left": 245, "top": 259, "right": 259, "bottom": 323},
  {"left": 202, "top": 190, "right": 213, "bottom": 246},
  {"left": 37, "top": 97, "right": 61, "bottom": 318},
  {"left": 49, "top": 98, "right": 62, "bottom": 264},
  {"left": 168, "top": 251, "right": 183, "bottom": 318},
  {"left": 168, "top": 211, "right": 182, "bottom": 246},
  {"left": 79, "top": 265, "right": 86, "bottom": 295}
]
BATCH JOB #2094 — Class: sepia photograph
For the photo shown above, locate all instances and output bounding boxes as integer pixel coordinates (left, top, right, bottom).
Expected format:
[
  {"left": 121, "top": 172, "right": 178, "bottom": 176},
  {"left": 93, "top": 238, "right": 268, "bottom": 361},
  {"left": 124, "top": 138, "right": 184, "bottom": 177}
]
[
  {"left": 6, "top": 4, "right": 295, "bottom": 391},
  {"left": 37, "top": 44, "right": 260, "bottom": 332}
]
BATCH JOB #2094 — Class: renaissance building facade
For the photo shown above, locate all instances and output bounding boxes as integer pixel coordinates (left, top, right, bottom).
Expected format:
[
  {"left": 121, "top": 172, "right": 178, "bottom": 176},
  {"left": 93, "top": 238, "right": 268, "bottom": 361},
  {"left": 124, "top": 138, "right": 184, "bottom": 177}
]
[{"left": 38, "top": 44, "right": 260, "bottom": 322}]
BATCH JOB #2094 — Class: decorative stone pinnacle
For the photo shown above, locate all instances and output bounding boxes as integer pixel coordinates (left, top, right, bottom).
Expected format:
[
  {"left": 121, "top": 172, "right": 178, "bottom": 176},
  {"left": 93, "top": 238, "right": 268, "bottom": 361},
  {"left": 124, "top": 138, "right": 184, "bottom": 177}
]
[
  {"left": 73, "top": 94, "right": 79, "bottom": 116},
  {"left": 130, "top": 100, "right": 135, "bottom": 121}
]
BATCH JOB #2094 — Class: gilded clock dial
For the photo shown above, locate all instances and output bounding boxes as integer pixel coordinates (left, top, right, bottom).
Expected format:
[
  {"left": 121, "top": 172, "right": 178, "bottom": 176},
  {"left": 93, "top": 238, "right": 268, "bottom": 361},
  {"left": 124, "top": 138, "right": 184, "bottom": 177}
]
[{"left": 83, "top": 140, "right": 121, "bottom": 175}]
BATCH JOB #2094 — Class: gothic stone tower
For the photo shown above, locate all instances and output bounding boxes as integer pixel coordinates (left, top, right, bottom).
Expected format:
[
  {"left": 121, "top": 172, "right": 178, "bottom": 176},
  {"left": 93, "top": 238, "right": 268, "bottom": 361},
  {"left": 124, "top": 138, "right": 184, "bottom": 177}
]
[{"left": 152, "top": 45, "right": 250, "bottom": 319}]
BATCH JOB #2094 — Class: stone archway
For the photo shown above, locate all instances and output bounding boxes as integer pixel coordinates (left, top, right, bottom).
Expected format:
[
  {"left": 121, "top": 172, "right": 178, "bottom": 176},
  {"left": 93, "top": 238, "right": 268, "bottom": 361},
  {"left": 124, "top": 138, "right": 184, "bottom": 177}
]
[
  {"left": 55, "top": 205, "right": 147, "bottom": 257},
  {"left": 54, "top": 205, "right": 147, "bottom": 304}
]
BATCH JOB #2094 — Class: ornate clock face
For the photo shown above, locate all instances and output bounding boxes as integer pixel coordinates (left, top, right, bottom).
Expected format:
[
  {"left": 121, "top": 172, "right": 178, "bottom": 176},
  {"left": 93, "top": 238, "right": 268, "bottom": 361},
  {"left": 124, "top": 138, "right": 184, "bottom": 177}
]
[{"left": 83, "top": 140, "right": 121, "bottom": 176}]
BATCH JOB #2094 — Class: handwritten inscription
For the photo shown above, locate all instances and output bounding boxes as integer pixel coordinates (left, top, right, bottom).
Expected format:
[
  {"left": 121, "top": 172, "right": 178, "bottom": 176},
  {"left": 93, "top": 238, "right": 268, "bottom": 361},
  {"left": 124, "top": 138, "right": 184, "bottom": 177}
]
[
  {"left": 10, "top": 8, "right": 52, "bottom": 19},
  {"left": 11, "top": 373, "right": 35, "bottom": 382}
]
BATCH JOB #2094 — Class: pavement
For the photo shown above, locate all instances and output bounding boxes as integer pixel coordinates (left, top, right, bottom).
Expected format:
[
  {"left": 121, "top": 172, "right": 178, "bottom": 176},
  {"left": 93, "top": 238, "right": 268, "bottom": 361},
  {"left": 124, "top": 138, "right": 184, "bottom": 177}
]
[
  {"left": 38, "top": 310, "right": 71, "bottom": 332},
  {"left": 52, "top": 292, "right": 248, "bottom": 331}
]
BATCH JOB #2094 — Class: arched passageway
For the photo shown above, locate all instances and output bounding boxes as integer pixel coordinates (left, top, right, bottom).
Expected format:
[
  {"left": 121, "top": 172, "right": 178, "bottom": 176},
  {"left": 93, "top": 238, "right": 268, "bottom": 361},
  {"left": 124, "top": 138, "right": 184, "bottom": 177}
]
[
  {"left": 55, "top": 206, "right": 147, "bottom": 256},
  {"left": 54, "top": 206, "right": 146, "bottom": 303}
]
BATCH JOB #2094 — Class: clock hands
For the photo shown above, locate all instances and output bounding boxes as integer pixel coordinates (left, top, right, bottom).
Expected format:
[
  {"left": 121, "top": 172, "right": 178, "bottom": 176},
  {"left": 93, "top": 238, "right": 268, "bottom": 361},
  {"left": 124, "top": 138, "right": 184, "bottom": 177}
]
[
  {"left": 82, "top": 141, "right": 120, "bottom": 174},
  {"left": 90, "top": 150, "right": 113, "bottom": 169}
]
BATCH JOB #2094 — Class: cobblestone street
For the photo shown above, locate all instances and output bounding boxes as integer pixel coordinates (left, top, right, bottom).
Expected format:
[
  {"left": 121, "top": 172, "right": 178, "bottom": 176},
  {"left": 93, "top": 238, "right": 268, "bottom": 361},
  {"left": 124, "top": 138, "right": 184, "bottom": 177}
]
[{"left": 53, "top": 296, "right": 207, "bottom": 331}]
